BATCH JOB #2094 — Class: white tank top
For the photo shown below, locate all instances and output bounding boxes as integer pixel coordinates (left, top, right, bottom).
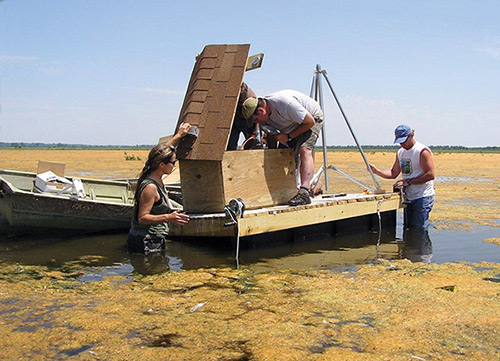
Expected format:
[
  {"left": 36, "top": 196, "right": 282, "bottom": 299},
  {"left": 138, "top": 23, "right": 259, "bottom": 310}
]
[{"left": 397, "top": 141, "right": 435, "bottom": 201}]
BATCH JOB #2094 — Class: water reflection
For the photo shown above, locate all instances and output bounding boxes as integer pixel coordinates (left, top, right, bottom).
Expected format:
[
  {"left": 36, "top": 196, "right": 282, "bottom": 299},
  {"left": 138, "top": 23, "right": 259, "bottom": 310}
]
[
  {"left": 2, "top": 221, "right": 500, "bottom": 278},
  {"left": 0, "top": 228, "right": 400, "bottom": 275},
  {"left": 399, "top": 227, "right": 433, "bottom": 263},
  {"left": 129, "top": 251, "right": 183, "bottom": 275}
]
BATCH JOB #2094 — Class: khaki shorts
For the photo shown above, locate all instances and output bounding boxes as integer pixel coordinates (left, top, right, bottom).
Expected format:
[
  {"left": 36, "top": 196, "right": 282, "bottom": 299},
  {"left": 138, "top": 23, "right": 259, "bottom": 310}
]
[{"left": 289, "top": 113, "right": 324, "bottom": 152}]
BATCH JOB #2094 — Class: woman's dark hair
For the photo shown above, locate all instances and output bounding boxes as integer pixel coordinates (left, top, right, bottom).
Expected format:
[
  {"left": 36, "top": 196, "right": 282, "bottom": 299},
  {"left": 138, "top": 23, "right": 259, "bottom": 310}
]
[{"left": 133, "top": 144, "right": 175, "bottom": 211}]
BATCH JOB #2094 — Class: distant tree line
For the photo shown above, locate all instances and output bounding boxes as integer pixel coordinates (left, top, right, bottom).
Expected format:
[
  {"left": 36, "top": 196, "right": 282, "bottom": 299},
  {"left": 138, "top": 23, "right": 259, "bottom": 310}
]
[
  {"left": 322, "top": 145, "right": 500, "bottom": 153},
  {"left": 1, "top": 142, "right": 498, "bottom": 153},
  {"left": 0, "top": 142, "right": 153, "bottom": 150}
]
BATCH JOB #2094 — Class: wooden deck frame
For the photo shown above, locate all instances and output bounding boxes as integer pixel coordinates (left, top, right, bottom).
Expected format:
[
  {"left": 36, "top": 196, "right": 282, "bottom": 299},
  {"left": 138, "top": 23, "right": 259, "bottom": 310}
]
[{"left": 169, "top": 192, "right": 402, "bottom": 238}]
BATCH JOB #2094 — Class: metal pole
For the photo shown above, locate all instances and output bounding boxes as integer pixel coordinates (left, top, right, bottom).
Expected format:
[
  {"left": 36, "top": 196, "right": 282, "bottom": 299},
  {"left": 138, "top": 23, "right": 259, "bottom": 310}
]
[
  {"left": 309, "top": 72, "right": 316, "bottom": 98},
  {"left": 315, "top": 65, "right": 330, "bottom": 191},
  {"left": 320, "top": 70, "right": 382, "bottom": 192},
  {"left": 327, "top": 165, "right": 374, "bottom": 192}
]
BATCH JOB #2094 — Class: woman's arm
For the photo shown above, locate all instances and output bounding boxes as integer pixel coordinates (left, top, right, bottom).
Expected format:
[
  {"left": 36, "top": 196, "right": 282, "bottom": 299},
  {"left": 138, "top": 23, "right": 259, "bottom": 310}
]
[
  {"left": 137, "top": 184, "right": 189, "bottom": 226},
  {"left": 164, "top": 122, "right": 191, "bottom": 148}
]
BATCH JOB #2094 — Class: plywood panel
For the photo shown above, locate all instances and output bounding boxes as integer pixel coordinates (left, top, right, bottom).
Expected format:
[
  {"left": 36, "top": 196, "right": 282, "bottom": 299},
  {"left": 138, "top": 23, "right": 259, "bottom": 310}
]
[
  {"left": 179, "top": 160, "right": 225, "bottom": 213},
  {"left": 221, "top": 149, "right": 297, "bottom": 209}
]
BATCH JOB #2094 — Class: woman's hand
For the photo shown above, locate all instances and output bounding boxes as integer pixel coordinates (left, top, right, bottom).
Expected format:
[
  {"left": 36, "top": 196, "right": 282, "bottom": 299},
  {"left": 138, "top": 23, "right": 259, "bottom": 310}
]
[
  {"left": 166, "top": 211, "right": 190, "bottom": 225},
  {"left": 178, "top": 122, "right": 191, "bottom": 137}
]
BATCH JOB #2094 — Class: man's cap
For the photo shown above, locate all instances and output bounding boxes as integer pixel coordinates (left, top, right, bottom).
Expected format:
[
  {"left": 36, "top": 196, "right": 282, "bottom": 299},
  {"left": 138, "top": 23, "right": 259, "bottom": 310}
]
[
  {"left": 394, "top": 124, "right": 412, "bottom": 144},
  {"left": 242, "top": 97, "right": 258, "bottom": 127}
]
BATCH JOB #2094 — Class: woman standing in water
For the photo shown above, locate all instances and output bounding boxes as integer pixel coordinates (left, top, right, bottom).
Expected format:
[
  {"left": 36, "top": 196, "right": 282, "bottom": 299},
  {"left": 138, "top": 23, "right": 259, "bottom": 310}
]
[{"left": 127, "top": 123, "right": 191, "bottom": 253}]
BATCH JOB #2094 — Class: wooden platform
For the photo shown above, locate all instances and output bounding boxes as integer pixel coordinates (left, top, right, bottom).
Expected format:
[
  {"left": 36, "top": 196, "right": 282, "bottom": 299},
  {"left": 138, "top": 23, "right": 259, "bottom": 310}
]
[{"left": 169, "top": 192, "right": 402, "bottom": 239}]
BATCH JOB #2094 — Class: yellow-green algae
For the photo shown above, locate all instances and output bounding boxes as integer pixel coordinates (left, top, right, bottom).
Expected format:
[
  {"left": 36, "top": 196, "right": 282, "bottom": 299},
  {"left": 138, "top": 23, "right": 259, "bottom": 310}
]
[
  {"left": 1, "top": 151, "right": 500, "bottom": 359},
  {"left": 483, "top": 237, "right": 500, "bottom": 246},
  {"left": 1, "top": 260, "right": 499, "bottom": 360}
]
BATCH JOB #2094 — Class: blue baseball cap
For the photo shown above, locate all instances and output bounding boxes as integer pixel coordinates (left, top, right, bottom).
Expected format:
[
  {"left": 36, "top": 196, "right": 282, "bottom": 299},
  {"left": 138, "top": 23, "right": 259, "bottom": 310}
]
[{"left": 394, "top": 124, "right": 412, "bottom": 144}]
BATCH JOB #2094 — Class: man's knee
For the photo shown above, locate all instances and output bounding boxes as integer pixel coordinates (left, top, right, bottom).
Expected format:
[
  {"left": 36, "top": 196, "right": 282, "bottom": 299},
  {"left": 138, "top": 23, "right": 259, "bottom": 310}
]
[{"left": 299, "top": 146, "right": 313, "bottom": 157}]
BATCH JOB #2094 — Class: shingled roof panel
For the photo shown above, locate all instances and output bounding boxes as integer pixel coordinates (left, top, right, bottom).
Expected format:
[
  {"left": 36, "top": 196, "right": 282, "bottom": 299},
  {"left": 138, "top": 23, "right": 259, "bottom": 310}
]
[{"left": 175, "top": 44, "right": 250, "bottom": 161}]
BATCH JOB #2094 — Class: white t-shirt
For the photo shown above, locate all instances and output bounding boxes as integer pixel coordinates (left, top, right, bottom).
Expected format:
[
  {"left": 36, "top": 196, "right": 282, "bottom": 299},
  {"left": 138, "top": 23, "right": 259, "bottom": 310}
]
[
  {"left": 264, "top": 90, "right": 322, "bottom": 134},
  {"left": 398, "top": 141, "right": 435, "bottom": 201}
]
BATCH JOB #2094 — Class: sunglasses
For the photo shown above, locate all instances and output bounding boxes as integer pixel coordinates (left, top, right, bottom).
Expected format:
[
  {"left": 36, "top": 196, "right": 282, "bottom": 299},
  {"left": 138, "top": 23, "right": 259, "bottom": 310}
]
[{"left": 168, "top": 159, "right": 177, "bottom": 165}]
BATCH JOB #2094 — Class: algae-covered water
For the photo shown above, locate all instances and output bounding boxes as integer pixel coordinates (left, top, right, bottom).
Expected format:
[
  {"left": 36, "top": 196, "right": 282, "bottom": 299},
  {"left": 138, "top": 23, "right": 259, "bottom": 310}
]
[
  {"left": 1, "top": 230, "right": 499, "bottom": 360},
  {"left": 1, "top": 150, "right": 499, "bottom": 360}
]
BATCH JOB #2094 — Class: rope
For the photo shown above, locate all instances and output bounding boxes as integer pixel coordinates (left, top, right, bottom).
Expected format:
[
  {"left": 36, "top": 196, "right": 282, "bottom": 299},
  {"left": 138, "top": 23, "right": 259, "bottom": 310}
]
[
  {"left": 223, "top": 198, "right": 245, "bottom": 269},
  {"left": 235, "top": 221, "right": 241, "bottom": 269},
  {"left": 375, "top": 200, "right": 383, "bottom": 258}
]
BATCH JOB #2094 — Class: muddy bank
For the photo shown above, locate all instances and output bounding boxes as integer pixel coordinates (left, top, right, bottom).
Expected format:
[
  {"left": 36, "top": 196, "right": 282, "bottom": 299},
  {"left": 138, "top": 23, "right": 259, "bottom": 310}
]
[{"left": 0, "top": 260, "right": 499, "bottom": 360}]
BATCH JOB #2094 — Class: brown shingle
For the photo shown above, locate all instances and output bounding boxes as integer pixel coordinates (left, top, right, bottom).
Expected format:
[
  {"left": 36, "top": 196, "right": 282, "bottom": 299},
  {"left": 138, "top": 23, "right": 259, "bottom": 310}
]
[
  {"left": 176, "top": 44, "right": 250, "bottom": 160},
  {"left": 189, "top": 90, "right": 208, "bottom": 103},
  {"left": 196, "top": 68, "right": 215, "bottom": 80},
  {"left": 216, "top": 51, "right": 236, "bottom": 82}
]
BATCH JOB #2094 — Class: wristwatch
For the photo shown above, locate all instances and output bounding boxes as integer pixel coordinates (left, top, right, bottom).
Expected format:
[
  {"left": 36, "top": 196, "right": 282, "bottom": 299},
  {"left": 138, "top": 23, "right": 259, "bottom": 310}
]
[
  {"left": 287, "top": 134, "right": 293, "bottom": 142},
  {"left": 406, "top": 178, "right": 412, "bottom": 185}
]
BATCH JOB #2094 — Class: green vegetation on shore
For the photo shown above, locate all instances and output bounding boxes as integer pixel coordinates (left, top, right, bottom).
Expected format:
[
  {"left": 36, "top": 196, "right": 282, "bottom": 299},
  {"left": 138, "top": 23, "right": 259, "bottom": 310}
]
[
  {"left": 0, "top": 142, "right": 153, "bottom": 150},
  {"left": 322, "top": 145, "right": 500, "bottom": 153},
  {"left": 1, "top": 142, "right": 499, "bottom": 153}
]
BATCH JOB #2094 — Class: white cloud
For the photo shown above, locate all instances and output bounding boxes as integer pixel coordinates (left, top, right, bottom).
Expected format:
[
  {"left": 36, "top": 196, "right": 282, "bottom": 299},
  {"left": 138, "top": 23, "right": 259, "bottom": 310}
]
[
  {"left": 0, "top": 55, "right": 60, "bottom": 73},
  {"left": 477, "top": 46, "right": 500, "bottom": 59},
  {"left": 0, "top": 55, "right": 38, "bottom": 63},
  {"left": 38, "top": 61, "right": 62, "bottom": 75},
  {"left": 475, "top": 38, "right": 500, "bottom": 59}
]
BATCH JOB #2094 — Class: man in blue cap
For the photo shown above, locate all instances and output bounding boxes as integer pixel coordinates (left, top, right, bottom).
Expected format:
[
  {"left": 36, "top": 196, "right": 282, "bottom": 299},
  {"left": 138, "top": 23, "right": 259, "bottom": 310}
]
[{"left": 369, "top": 125, "right": 435, "bottom": 229}]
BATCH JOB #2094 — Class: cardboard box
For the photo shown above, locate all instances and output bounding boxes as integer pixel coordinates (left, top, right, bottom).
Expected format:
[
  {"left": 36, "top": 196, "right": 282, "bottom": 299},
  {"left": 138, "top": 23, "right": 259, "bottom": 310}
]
[
  {"left": 35, "top": 171, "right": 73, "bottom": 193},
  {"left": 37, "top": 161, "right": 65, "bottom": 177}
]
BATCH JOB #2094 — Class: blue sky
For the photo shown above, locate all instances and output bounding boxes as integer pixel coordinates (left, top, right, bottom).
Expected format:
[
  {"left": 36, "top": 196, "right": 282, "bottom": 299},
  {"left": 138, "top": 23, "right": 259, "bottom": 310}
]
[{"left": 1, "top": 0, "right": 499, "bottom": 146}]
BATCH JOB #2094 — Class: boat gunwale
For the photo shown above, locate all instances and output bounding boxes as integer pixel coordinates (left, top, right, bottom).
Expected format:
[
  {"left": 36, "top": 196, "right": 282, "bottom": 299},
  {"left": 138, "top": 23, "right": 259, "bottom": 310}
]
[
  {"left": 0, "top": 169, "right": 134, "bottom": 207},
  {"left": 0, "top": 169, "right": 131, "bottom": 186}
]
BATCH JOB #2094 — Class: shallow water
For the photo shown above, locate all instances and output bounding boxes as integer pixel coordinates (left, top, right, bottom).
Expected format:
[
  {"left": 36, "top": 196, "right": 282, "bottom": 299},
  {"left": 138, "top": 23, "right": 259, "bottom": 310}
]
[
  {"left": 0, "top": 217, "right": 498, "bottom": 279},
  {"left": 434, "top": 176, "right": 495, "bottom": 183}
]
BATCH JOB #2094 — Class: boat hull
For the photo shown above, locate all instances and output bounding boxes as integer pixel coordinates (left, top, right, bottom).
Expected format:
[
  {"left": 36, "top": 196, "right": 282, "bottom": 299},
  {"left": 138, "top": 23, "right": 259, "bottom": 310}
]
[{"left": 0, "top": 170, "right": 133, "bottom": 232}]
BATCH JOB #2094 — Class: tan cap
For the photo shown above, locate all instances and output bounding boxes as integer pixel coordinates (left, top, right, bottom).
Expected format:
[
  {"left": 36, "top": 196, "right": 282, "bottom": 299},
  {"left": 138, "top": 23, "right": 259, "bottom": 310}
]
[{"left": 241, "top": 97, "right": 258, "bottom": 127}]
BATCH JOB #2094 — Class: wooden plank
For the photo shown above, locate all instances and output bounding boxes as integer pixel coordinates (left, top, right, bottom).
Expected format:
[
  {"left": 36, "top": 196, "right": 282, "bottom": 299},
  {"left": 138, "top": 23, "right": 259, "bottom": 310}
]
[
  {"left": 179, "top": 160, "right": 225, "bottom": 213},
  {"left": 169, "top": 216, "right": 235, "bottom": 238},
  {"left": 237, "top": 196, "right": 401, "bottom": 236},
  {"left": 221, "top": 149, "right": 297, "bottom": 210},
  {"left": 167, "top": 193, "right": 402, "bottom": 238}
]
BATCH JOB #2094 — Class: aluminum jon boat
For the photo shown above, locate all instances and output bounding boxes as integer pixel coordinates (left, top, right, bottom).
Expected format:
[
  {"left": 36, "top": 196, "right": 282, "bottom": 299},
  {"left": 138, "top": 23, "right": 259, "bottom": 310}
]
[{"left": 0, "top": 169, "right": 134, "bottom": 232}]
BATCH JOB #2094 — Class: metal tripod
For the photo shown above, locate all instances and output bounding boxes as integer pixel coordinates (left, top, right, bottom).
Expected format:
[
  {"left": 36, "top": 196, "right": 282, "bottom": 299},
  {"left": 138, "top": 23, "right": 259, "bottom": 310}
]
[{"left": 310, "top": 64, "right": 382, "bottom": 192}]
